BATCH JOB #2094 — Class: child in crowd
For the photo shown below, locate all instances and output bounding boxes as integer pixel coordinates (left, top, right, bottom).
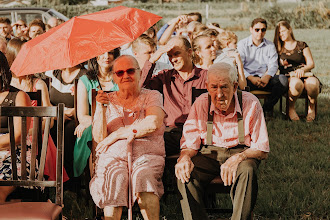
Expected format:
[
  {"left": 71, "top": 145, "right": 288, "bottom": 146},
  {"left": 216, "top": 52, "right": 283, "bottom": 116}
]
[{"left": 214, "top": 30, "right": 246, "bottom": 90}]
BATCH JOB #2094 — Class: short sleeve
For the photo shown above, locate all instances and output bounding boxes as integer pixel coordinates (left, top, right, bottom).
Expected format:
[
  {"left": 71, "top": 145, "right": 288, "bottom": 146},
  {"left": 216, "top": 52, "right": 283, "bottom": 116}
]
[
  {"left": 298, "top": 41, "right": 308, "bottom": 50},
  {"left": 143, "top": 89, "right": 165, "bottom": 112}
]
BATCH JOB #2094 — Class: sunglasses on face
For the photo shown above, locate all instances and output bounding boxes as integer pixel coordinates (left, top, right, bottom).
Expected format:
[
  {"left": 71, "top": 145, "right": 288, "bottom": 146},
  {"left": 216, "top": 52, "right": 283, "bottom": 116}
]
[
  {"left": 254, "top": 28, "right": 266, "bottom": 33},
  {"left": 114, "top": 68, "right": 139, "bottom": 77}
]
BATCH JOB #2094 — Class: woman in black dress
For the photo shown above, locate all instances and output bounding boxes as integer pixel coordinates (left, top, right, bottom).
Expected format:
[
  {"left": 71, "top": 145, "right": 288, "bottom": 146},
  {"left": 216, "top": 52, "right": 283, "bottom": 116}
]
[{"left": 274, "top": 20, "right": 320, "bottom": 122}]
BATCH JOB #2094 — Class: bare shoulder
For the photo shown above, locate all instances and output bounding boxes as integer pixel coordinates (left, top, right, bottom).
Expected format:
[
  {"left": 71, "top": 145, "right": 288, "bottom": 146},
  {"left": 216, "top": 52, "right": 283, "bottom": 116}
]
[
  {"left": 34, "top": 78, "right": 48, "bottom": 91},
  {"left": 16, "top": 91, "right": 32, "bottom": 107}
]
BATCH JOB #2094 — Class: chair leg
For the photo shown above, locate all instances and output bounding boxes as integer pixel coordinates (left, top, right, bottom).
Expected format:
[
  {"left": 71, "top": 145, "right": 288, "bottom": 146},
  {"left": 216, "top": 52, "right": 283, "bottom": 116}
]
[
  {"left": 305, "top": 96, "right": 309, "bottom": 117},
  {"left": 279, "top": 95, "right": 282, "bottom": 115},
  {"left": 315, "top": 99, "right": 317, "bottom": 119},
  {"left": 285, "top": 94, "right": 289, "bottom": 120}
]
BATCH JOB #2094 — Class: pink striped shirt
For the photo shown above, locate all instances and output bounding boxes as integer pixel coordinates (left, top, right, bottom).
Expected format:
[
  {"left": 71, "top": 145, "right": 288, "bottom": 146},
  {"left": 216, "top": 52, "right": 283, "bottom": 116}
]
[{"left": 180, "top": 91, "right": 270, "bottom": 152}]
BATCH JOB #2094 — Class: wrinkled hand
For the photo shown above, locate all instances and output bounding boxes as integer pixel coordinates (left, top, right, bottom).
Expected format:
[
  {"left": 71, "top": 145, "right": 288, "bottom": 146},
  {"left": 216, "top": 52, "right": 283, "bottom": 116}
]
[
  {"left": 259, "top": 75, "right": 271, "bottom": 88},
  {"left": 74, "top": 123, "right": 87, "bottom": 138},
  {"left": 96, "top": 90, "right": 110, "bottom": 105},
  {"left": 294, "top": 69, "right": 305, "bottom": 78},
  {"left": 175, "top": 156, "right": 194, "bottom": 183},
  {"left": 220, "top": 154, "right": 242, "bottom": 186},
  {"left": 96, "top": 133, "right": 118, "bottom": 154}
]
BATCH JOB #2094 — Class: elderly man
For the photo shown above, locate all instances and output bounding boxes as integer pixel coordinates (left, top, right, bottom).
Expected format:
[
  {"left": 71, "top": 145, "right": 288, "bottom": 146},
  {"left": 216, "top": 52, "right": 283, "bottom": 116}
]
[
  {"left": 141, "top": 36, "right": 207, "bottom": 156},
  {"left": 0, "top": 17, "right": 12, "bottom": 41},
  {"left": 237, "top": 18, "right": 288, "bottom": 118},
  {"left": 175, "top": 63, "right": 269, "bottom": 220}
]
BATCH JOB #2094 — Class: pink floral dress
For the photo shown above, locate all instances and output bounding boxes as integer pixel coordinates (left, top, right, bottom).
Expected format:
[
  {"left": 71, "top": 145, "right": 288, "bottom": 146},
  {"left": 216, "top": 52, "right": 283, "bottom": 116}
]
[{"left": 90, "top": 89, "right": 165, "bottom": 208}]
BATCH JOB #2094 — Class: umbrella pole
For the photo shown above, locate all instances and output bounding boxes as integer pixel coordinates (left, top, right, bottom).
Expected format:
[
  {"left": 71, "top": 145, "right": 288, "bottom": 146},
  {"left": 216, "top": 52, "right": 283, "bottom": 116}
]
[{"left": 127, "top": 130, "right": 136, "bottom": 220}]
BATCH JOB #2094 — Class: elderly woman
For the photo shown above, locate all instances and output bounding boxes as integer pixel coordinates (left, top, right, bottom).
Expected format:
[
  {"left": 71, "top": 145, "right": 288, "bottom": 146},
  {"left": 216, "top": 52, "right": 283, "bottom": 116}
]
[
  {"left": 73, "top": 49, "right": 120, "bottom": 177},
  {"left": 274, "top": 20, "right": 320, "bottom": 121},
  {"left": 0, "top": 51, "right": 32, "bottom": 202},
  {"left": 90, "top": 55, "right": 165, "bottom": 220}
]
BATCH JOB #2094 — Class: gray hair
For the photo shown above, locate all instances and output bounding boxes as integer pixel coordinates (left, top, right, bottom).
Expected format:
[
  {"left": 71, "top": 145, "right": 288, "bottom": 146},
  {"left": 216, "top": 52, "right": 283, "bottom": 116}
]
[{"left": 207, "top": 62, "right": 238, "bottom": 84}]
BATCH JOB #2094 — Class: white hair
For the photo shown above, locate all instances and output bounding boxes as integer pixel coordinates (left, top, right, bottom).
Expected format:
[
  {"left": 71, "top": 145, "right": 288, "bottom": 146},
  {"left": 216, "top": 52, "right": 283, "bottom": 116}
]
[{"left": 207, "top": 62, "right": 238, "bottom": 84}]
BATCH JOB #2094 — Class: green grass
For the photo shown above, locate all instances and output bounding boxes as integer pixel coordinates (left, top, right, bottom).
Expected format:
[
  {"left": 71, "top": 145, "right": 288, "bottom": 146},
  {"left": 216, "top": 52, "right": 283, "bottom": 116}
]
[{"left": 62, "top": 27, "right": 330, "bottom": 220}]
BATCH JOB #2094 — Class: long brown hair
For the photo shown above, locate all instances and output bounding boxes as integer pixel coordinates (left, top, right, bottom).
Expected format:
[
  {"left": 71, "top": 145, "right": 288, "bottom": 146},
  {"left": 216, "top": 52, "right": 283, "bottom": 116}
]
[
  {"left": 0, "top": 51, "right": 11, "bottom": 92},
  {"left": 274, "top": 20, "right": 296, "bottom": 53},
  {"left": 6, "top": 38, "right": 34, "bottom": 91}
]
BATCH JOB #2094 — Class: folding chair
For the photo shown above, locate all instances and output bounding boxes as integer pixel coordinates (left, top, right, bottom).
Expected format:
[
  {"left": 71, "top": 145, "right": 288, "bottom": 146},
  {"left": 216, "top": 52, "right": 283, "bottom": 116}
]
[{"left": 0, "top": 104, "right": 65, "bottom": 220}]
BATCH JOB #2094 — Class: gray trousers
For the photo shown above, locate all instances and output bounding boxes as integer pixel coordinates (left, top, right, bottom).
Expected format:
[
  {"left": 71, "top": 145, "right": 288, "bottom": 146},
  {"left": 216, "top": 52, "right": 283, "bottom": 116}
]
[{"left": 177, "top": 145, "right": 260, "bottom": 220}]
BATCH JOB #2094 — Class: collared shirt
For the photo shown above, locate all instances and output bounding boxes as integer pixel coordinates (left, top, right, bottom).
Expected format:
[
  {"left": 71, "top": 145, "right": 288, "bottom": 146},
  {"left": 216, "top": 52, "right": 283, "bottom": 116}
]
[
  {"left": 180, "top": 91, "right": 270, "bottom": 152},
  {"left": 140, "top": 60, "right": 207, "bottom": 127},
  {"left": 237, "top": 35, "right": 278, "bottom": 78}
]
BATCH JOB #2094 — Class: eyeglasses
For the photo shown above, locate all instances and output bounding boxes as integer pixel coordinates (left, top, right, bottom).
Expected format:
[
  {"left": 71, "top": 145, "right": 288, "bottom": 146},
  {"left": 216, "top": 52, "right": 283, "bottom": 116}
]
[
  {"left": 114, "top": 68, "right": 139, "bottom": 77},
  {"left": 254, "top": 28, "right": 266, "bottom": 33}
]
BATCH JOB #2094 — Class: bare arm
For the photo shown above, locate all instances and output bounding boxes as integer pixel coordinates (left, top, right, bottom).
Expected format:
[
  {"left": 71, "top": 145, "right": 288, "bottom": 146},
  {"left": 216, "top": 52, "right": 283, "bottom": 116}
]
[
  {"left": 35, "top": 79, "right": 52, "bottom": 107},
  {"left": 158, "top": 15, "right": 187, "bottom": 45},
  {"left": 233, "top": 52, "right": 247, "bottom": 90},
  {"left": 0, "top": 91, "right": 31, "bottom": 150},
  {"left": 96, "top": 105, "right": 165, "bottom": 153},
  {"left": 74, "top": 79, "right": 92, "bottom": 137},
  {"left": 92, "top": 92, "right": 109, "bottom": 143},
  {"left": 294, "top": 47, "right": 314, "bottom": 78}
]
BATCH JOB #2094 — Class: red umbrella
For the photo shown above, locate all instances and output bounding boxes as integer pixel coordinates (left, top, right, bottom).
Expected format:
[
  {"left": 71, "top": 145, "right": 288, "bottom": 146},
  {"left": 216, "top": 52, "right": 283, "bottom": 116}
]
[{"left": 10, "top": 6, "right": 162, "bottom": 76}]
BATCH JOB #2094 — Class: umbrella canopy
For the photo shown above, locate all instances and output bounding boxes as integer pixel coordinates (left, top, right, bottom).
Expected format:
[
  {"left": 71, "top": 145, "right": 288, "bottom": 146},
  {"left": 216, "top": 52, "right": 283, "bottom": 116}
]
[{"left": 11, "top": 6, "right": 162, "bottom": 76}]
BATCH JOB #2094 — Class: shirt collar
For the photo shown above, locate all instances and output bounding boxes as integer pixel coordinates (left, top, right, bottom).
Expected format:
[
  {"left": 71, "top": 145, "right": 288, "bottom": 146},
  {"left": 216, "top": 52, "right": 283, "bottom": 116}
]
[
  {"left": 172, "top": 66, "right": 201, "bottom": 80},
  {"left": 209, "top": 92, "right": 242, "bottom": 117},
  {"left": 248, "top": 35, "right": 266, "bottom": 48}
]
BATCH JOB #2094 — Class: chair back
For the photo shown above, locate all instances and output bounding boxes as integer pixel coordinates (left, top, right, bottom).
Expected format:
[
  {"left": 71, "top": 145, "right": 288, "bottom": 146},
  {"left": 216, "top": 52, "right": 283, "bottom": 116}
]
[
  {"left": 192, "top": 87, "right": 208, "bottom": 104},
  {"left": 26, "top": 90, "right": 43, "bottom": 160},
  {"left": 0, "top": 104, "right": 65, "bottom": 206}
]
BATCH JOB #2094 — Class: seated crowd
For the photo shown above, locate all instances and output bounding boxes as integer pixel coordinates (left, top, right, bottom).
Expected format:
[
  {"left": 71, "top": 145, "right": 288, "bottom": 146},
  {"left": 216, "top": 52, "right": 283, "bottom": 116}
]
[{"left": 0, "top": 13, "right": 321, "bottom": 220}]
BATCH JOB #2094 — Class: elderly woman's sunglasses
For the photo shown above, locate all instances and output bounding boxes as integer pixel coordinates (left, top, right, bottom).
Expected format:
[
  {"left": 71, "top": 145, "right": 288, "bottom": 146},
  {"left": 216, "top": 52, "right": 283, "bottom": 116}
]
[{"left": 114, "top": 68, "right": 139, "bottom": 77}]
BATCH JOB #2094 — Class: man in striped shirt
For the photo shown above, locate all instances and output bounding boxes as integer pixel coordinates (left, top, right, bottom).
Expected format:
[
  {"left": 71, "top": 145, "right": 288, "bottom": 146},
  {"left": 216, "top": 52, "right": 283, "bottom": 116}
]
[{"left": 175, "top": 63, "right": 269, "bottom": 220}]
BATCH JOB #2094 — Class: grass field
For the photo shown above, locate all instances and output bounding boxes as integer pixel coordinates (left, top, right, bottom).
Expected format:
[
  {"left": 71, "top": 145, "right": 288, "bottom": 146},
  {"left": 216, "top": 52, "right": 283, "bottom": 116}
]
[{"left": 61, "top": 28, "right": 330, "bottom": 219}]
